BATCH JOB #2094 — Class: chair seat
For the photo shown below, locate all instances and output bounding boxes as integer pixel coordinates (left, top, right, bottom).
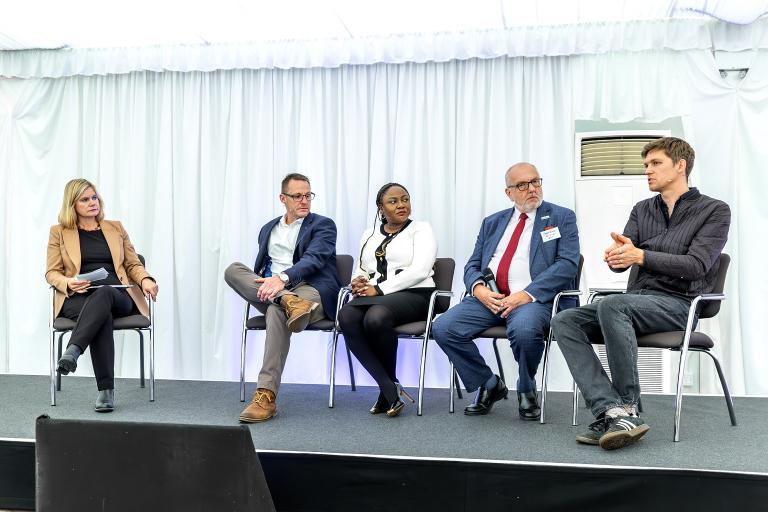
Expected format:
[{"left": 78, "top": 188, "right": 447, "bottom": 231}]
[
  {"left": 54, "top": 315, "right": 150, "bottom": 331},
  {"left": 637, "top": 330, "right": 715, "bottom": 350},
  {"left": 475, "top": 326, "right": 507, "bottom": 339},
  {"left": 394, "top": 322, "right": 427, "bottom": 336},
  {"left": 245, "top": 316, "right": 335, "bottom": 331}
]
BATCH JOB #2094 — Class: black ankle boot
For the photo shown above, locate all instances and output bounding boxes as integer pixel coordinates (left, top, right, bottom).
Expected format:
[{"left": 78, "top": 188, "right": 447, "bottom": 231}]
[
  {"left": 94, "top": 389, "right": 115, "bottom": 412},
  {"left": 57, "top": 345, "right": 82, "bottom": 375}
]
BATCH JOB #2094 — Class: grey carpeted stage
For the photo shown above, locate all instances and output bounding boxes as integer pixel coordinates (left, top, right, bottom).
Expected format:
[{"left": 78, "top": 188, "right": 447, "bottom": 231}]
[{"left": 2, "top": 373, "right": 767, "bottom": 475}]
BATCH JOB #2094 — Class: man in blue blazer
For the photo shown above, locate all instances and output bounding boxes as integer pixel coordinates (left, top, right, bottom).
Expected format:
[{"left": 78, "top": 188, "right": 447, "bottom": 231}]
[
  {"left": 433, "top": 163, "right": 579, "bottom": 420},
  {"left": 225, "top": 173, "right": 341, "bottom": 422}
]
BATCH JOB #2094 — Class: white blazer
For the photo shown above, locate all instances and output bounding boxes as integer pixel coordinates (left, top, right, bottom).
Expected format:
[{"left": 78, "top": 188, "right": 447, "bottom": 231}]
[{"left": 353, "top": 220, "right": 437, "bottom": 295}]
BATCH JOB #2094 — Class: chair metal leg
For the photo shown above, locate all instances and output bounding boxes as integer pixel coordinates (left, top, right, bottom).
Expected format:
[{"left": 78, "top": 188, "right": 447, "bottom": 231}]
[
  {"left": 417, "top": 332, "right": 429, "bottom": 416},
  {"left": 345, "top": 345, "right": 356, "bottom": 391},
  {"left": 329, "top": 331, "right": 339, "bottom": 408},
  {"left": 449, "top": 363, "right": 455, "bottom": 413},
  {"left": 240, "top": 327, "right": 248, "bottom": 403},
  {"left": 673, "top": 346, "right": 692, "bottom": 442},
  {"left": 454, "top": 372, "right": 463, "bottom": 399},
  {"left": 50, "top": 330, "right": 57, "bottom": 406},
  {"left": 540, "top": 334, "right": 552, "bottom": 424},
  {"left": 492, "top": 338, "right": 506, "bottom": 386},
  {"left": 572, "top": 381, "right": 579, "bottom": 426},
  {"left": 698, "top": 349, "right": 737, "bottom": 426},
  {"left": 56, "top": 333, "right": 66, "bottom": 391},
  {"left": 137, "top": 330, "right": 145, "bottom": 388},
  {"left": 149, "top": 321, "right": 155, "bottom": 403}
]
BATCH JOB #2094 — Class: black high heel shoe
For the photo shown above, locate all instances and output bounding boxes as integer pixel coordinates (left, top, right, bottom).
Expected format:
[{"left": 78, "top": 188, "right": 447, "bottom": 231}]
[
  {"left": 385, "top": 382, "right": 415, "bottom": 417},
  {"left": 369, "top": 393, "right": 389, "bottom": 414}
]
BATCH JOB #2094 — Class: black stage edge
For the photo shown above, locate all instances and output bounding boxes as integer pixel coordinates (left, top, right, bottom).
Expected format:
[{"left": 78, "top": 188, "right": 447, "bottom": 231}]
[
  {"left": 4, "top": 441, "right": 768, "bottom": 511},
  {"left": 259, "top": 452, "right": 768, "bottom": 512},
  {"left": 0, "top": 439, "right": 35, "bottom": 510}
]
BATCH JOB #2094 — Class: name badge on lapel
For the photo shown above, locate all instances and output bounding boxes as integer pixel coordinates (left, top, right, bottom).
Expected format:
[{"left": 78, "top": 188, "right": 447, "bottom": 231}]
[{"left": 540, "top": 225, "right": 561, "bottom": 242}]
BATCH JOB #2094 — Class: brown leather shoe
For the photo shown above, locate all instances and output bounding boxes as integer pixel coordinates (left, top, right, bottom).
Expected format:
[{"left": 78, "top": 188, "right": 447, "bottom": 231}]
[
  {"left": 239, "top": 388, "right": 277, "bottom": 422},
  {"left": 281, "top": 295, "right": 319, "bottom": 333}
]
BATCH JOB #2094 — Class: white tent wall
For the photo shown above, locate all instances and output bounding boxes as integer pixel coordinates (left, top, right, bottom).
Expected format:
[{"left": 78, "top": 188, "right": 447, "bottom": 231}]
[{"left": 0, "top": 48, "right": 765, "bottom": 395}]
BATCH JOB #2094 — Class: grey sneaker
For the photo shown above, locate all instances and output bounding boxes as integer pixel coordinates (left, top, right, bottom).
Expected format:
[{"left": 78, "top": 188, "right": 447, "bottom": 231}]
[
  {"left": 576, "top": 417, "right": 609, "bottom": 445},
  {"left": 599, "top": 416, "right": 650, "bottom": 450}
]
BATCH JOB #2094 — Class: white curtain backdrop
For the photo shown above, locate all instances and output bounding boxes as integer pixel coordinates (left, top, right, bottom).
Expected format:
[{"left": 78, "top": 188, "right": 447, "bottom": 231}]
[{"left": 1, "top": 48, "right": 766, "bottom": 395}]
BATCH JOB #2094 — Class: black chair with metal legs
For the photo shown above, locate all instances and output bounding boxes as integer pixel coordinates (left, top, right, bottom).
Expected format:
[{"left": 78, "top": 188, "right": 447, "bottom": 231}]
[
  {"left": 50, "top": 254, "right": 155, "bottom": 406},
  {"left": 572, "top": 253, "right": 735, "bottom": 442},
  {"left": 331, "top": 258, "right": 456, "bottom": 416},
  {"left": 394, "top": 257, "right": 455, "bottom": 416},
  {"left": 450, "top": 255, "right": 584, "bottom": 423},
  {"left": 239, "top": 254, "right": 357, "bottom": 405}
]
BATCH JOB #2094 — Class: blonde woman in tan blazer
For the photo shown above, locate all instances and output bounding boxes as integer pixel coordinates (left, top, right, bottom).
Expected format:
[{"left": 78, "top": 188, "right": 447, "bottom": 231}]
[{"left": 46, "top": 179, "right": 158, "bottom": 412}]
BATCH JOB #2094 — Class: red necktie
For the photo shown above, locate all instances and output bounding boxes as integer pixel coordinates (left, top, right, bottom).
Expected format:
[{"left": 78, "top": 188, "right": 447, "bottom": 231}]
[{"left": 495, "top": 212, "right": 527, "bottom": 296}]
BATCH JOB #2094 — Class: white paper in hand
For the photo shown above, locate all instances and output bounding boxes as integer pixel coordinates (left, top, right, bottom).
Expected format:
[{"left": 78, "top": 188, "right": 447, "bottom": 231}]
[{"left": 76, "top": 267, "right": 109, "bottom": 282}]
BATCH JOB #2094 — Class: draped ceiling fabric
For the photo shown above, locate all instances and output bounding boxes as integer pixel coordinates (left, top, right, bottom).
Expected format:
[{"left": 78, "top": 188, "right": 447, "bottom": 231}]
[{"left": 1, "top": 14, "right": 767, "bottom": 396}]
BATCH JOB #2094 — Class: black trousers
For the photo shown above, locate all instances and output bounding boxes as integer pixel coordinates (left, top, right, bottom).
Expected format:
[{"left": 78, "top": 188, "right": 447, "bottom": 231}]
[{"left": 59, "top": 286, "right": 134, "bottom": 390}]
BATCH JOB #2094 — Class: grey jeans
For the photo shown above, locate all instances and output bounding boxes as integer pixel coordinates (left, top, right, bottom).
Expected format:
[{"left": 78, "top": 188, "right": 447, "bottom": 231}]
[
  {"left": 224, "top": 262, "right": 325, "bottom": 395},
  {"left": 550, "top": 290, "right": 690, "bottom": 417}
]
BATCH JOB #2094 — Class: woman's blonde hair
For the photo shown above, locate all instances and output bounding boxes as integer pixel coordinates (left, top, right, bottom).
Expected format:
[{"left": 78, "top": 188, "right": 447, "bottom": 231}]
[{"left": 58, "top": 179, "right": 105, "bottom": 229}]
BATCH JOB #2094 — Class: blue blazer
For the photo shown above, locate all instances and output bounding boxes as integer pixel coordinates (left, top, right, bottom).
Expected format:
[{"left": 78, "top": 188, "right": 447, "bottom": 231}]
[
  {"left": 464, "top": 201, "right": 580, "bottom": 305},
  {"left": 253, "top": 213, "right": 342, "bottom": 319}
]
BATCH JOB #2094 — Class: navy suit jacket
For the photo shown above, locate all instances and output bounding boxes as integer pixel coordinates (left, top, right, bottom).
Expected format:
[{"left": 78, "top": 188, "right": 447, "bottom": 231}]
[
  {"left": 464, "top": 200, "right": 580, "bottom": 305},
  {"left": 253, "top": 213, "right": 342, "bottom": 319}
]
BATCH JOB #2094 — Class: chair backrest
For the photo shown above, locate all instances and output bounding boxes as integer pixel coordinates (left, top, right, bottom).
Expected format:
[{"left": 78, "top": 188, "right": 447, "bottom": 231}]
[
  {"left": 700, "top": 253, "right": 730, "bottom": 319},
  {"left": 138, "top": 254, "right": 146, "bottom": 266},
  {"left": 627, "top": 253, "right": 729, "bottom": 320},
  {"left": 335, "top": 254, "right": 353, "bottom": 284},
  {"left": 575, "top": 254, "right": 584, "bottom": 289},
  {"left": 433, "top": 257, "right": 456, "bottom": 314}
]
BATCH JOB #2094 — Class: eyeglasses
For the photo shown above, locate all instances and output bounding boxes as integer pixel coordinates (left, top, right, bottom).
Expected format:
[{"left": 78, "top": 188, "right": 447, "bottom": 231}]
[
  {"left": 284, "top": 192, "right": 316, "bottom": 202},
  {"left": 506, "top": 178, "right": 543, "bottom": 191}
]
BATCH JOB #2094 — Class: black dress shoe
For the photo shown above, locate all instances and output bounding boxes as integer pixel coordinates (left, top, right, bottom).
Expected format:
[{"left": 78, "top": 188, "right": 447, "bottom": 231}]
[
  {"left": 518, "top": 391, "right": 541, "bottom": 421},
  {"left": 464, "top": 377, "right": 508, "bottom": 415}
]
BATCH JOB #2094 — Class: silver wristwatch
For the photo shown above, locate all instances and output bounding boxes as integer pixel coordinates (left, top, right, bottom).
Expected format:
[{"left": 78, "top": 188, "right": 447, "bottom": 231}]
[{"left": 278, "top": 272, "right": 290, "bottom": 284}]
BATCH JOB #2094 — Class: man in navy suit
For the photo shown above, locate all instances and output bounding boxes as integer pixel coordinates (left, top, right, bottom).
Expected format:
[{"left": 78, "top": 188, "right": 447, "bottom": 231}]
[
  {"left": 433, "top": 162, "right": 579, "bottom": 420},
  {"left": 225, "top": 173, "right": 341, "bottom": 422}
]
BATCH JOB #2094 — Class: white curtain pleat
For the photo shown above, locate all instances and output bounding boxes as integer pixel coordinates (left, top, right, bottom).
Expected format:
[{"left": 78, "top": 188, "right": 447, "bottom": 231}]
[{"left": 0, "top": 50, "right": 765, "bottom": 395}]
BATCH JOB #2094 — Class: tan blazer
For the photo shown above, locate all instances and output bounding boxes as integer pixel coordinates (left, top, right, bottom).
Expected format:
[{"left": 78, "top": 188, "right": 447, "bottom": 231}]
[{"left": 46, "top": 219, "right": 153, "bottom": 318}]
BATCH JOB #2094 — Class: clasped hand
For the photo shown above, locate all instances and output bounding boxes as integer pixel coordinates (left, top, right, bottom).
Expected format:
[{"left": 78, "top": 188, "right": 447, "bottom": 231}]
[
  {"left": 604, "top": 232, "right": 644, "bottom": 269},
  {"left": 350, "top": 276, "right": 376, "bottom": 297},
  {"left": 473, "top": 284, "right": 531, "bottom": 318},
  {"left": 254, "top": 275, "right": 285, "bottom": 301}
]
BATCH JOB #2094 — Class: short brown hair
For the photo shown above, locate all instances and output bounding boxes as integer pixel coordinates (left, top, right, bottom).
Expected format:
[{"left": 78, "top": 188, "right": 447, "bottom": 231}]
[
  {"left": 641, "top": 137, "right": 695, "bottom": 178},
  {"left": 281, "top": 173, "right": 310, "bottom": 193},
  {"left": 58, "top": 179, "right": 105, "bottom": 229}
]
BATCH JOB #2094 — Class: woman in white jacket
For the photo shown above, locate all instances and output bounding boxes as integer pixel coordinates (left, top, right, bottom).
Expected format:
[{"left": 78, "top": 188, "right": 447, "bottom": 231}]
[{"left": 338, "top": 183, "right": 437, "bottom": 417}]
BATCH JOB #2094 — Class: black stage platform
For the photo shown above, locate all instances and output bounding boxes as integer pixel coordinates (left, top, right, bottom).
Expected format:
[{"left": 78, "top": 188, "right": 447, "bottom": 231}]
[{"left": 2, "top": 374, "right": 767, "bottom": 510}]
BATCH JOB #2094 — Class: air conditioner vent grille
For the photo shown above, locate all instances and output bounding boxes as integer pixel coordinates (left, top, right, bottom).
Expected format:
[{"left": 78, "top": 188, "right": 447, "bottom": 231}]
[{"left": 580, "top": 136, "right": 661, "bottom": 176}]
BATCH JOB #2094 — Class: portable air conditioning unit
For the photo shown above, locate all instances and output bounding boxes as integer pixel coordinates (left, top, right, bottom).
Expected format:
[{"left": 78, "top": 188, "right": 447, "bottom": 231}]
[{"left": 573, "top": 130, "right": 677, "bottom": 394}]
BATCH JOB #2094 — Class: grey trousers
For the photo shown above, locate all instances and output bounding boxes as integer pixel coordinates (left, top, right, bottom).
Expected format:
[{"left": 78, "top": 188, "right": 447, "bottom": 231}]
[
  {"left": 550, "top": 290, "right": 690, "bottom": 418},
  {"left": 224, "top": 262, "right": 325, "bottom": 395}
]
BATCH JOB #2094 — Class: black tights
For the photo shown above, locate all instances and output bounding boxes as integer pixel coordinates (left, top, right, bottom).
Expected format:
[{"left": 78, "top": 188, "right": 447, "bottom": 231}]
[{"left": 337, "top": 304, "right": 400, "bottom": 403}]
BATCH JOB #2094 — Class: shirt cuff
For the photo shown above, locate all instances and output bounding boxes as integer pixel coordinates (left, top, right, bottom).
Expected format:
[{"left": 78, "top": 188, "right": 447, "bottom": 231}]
[
  {"left": 470, "top": 280, "right": 485, "bottom": 297},
  {"left": 524, "top": 291, "right": 536, "bottom": 302}
]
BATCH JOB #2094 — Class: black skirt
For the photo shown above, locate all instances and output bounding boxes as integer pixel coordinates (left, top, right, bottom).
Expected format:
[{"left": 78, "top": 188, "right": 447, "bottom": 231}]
[{"left": 345, "top": 287, "right": 436, "bottom": 324}]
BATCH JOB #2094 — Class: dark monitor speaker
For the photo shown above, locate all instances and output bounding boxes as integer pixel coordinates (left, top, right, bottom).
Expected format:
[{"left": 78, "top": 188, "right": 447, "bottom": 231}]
[{"left": 35, "top": 415, "right": 275, "bottom": 512}]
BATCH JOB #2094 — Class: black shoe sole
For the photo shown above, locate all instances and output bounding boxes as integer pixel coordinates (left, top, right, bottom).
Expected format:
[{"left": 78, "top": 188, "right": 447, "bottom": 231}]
[
  {"left": 599, "top": 424, "right": 650, "bottom": 450},
  {"left": 94, "top": 406, "right": 114, "bottom": 413},
  {"left": 519, "top": 412, "right": 541, "bottom": 421}
]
